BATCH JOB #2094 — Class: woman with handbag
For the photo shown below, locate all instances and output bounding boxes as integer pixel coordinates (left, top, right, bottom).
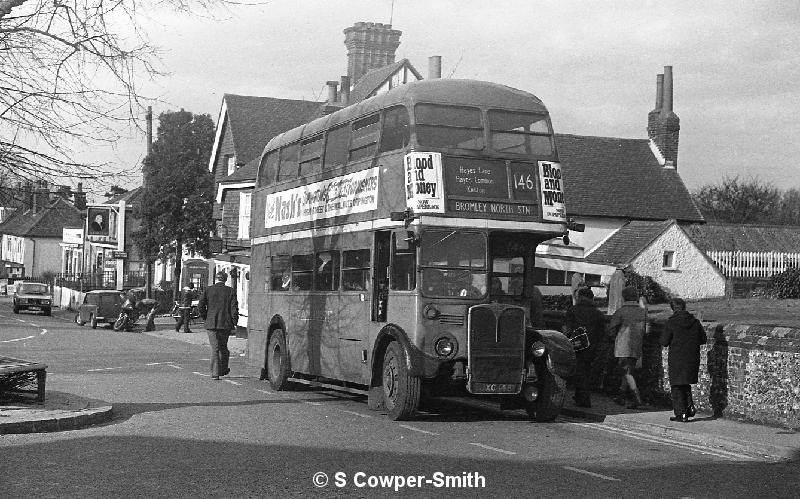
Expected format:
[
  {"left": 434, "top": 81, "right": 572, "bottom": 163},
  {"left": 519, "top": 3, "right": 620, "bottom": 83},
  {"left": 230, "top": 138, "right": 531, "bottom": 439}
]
[
  {"left": 661, "top": 297, "right": 707, "bottom": 422},
  {"left": 563, "top": 287, "right": 605, "bottom": 408}
]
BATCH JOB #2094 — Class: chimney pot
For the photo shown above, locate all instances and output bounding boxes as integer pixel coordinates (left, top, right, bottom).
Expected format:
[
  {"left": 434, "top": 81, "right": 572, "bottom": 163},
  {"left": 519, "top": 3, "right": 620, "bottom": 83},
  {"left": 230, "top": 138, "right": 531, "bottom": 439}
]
[
  {"left": 655, "top": 74, "right": 664, "bottom": 110},
  {"left": 340, "top": 76, "right": 351, "bottom": 105},
  {"left": 428, "top": 56, "right": 442, "bottom": 79},
  {"left": 662, "top": 66, "right": 674, "bottom": 114},
  {"left": 326, "top": 80, "right": 339, "bottom": 103}
]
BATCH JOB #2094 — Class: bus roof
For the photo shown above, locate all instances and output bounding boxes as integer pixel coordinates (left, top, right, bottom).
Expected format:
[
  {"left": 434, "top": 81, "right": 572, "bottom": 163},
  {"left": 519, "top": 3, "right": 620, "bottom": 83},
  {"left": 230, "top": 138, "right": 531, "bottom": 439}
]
[{"left": 263, "top": 79, "right": 549, "bottom": 153}]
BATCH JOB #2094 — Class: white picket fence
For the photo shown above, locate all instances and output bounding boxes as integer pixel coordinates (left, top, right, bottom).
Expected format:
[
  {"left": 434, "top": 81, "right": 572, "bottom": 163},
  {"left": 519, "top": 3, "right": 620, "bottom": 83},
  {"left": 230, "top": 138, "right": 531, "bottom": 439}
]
[{"left": 706, "top": 251, "right": 800, "bottom": 278}]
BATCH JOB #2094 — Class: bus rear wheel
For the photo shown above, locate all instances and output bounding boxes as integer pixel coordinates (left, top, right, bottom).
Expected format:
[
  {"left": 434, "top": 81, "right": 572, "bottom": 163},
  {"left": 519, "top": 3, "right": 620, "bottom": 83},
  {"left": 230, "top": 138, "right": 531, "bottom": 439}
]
[
  {"left": 267, "top": 329, "right": 292, "bottom": 391},
  {"left": 382, "top": 342, "right": 420, "bottom": 421},
  {"left": 525, "top": 371, "right": 566, "bottom": 422}
]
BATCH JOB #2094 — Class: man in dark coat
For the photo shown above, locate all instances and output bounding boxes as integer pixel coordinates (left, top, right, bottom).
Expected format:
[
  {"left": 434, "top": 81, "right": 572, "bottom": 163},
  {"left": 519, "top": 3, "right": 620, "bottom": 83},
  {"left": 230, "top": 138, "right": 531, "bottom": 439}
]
[
  {"left": 198, "top": 271, "right": 239, "bottom": 380},
  {"left": 174, "top": 282, "right": 195, "bottom": 334},
  {"left": 660, "top": 297, "right": 707, "bottom": 422},
  {"left": 563, "top": 287, "right": 605, "bottom": 407}
]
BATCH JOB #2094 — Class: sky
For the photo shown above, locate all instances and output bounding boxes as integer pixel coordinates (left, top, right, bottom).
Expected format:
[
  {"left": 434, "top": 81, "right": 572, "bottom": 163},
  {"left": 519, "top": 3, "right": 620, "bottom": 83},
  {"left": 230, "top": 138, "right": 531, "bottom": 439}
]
[{"left": 83, "top": 0, "right": 800, "bottom": 200}]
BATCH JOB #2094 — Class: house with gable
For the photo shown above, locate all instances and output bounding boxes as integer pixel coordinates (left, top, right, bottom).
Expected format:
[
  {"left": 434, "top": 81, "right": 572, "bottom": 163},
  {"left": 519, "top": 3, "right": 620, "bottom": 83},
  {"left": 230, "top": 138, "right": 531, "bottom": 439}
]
[
  {"left": 533, "top": 66, "right": 706, "bottom": 295},
  {"left": 0, "top": 186, "right": 84, "bottom": 280},
  {"left": 208, "top": 22, "right": 423, "bottom": 331}
]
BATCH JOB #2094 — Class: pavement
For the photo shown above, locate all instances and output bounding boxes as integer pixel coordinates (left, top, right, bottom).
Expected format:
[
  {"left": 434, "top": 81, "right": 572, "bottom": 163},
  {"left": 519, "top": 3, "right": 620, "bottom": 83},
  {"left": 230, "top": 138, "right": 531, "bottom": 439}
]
[{"left": 2, "top": 308, "right": 799, "bottom": 463}]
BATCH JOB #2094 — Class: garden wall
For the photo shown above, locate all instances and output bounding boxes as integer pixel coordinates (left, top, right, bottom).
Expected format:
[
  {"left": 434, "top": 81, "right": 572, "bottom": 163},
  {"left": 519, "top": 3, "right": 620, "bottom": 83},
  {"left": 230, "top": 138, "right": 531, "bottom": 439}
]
[{"left": 545, "top": 312, "right": 800, "bottom": 429}]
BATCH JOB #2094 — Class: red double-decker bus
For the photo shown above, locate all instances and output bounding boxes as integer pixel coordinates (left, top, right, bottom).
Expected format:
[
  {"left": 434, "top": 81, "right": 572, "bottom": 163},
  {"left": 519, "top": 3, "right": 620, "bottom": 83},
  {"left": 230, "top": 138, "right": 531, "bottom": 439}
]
[{"left": 248, "top": 78, "right": 576, "bottom": 420}]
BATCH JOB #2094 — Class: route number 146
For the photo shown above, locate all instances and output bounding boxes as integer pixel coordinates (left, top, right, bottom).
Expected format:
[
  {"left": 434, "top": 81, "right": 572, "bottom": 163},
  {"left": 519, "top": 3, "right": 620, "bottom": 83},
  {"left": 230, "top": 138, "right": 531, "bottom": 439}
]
[{"left": 513, "top": 173, "right": 535, "bottom": 191}]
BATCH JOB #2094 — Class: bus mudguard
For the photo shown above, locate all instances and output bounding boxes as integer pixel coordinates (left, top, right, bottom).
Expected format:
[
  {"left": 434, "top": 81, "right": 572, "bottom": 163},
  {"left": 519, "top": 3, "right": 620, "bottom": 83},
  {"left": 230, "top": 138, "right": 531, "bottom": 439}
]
[
  {"left": 534, "top": 329, "right": 576, "bottom": 379},
  {"left": 371, "top": 325, "right": 440, "bottom": 380}
]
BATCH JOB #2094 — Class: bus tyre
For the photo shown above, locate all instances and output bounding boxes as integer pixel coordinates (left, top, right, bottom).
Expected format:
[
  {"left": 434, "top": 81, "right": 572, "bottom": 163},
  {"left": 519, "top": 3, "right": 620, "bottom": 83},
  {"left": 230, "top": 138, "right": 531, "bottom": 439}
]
[
  {"left": 526, "top": 371, "right": 566, "bottom": 422},
  {"left": 267, "top": 330, "right": 293, "bottom": 391},
  {"left": 381, "top": 342, "right": 420, "bottom": 421}
]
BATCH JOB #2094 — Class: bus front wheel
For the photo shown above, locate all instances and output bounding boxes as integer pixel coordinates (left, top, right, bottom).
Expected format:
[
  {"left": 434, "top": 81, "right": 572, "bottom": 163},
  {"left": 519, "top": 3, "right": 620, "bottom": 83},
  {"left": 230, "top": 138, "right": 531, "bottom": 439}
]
[
  {"left": 525, "top": 371, "right": 566, "bottom": 422},
  {"left": 382, "top": 342, "right": 420, "bottom": 421},
  {"left": 267, "top": 330, "right": 292, "bottom": 391}
]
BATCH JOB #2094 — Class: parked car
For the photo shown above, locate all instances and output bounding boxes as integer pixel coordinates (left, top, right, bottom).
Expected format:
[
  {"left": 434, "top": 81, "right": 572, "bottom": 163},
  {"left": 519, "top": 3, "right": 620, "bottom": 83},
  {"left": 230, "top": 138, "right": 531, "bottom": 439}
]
[
  {"left": 12, "top": 282, "right": 53, "bottom": 316},
  {"left": 75, "top": 290, "right": 124, "bottom": 329}
]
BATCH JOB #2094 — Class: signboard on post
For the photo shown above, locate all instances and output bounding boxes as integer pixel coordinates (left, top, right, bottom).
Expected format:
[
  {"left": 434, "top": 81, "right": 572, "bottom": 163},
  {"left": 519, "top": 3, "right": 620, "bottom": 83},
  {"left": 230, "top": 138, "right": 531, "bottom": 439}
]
[
  {"left": 404, "top": 152, "right": 445, "bottom": 214},
  {"left": 110, "top": 251, "right": 128, "bottom": 259}
]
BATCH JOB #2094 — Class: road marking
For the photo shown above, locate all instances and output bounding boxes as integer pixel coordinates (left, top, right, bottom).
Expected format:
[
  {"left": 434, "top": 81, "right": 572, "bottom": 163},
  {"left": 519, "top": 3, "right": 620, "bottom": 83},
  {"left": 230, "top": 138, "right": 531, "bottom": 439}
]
[
  {"left": 399, "top": 424, "right": 437, "bottom": 435},
  {"left": 562, "top": 466, "right": 620, "bottom": 482},
  {"left": 224, "top": 380, "right": 241, "bottom": 385},
  {"left": 256, "top": 389, "right": 275, "bottom": 395},
  {"left": 87, "top": 366, "right": 128, "bottom": 372},
  {"left": 469, "top": 443, "right": 516, "bottom": 455},
  {"left": 570, "top": 421, "right": 761, "bottom": 461},
  {"left": 0, "top": 335, "right": 35, "bottom": 343},
  {"left": 303, "top": 400, "right": 323, "bottom": 406},
  {"left": 147, "top": 362, "right": 178, "bottom": 365},
  {"left": 168, "top": 364, "right": 183, "bottom": 369},
  {"left": 192, "top": 372, "right": 211, "bottom": 377},
  {"left": 341, "top": 410, "right": 372, "bottom": 418}
]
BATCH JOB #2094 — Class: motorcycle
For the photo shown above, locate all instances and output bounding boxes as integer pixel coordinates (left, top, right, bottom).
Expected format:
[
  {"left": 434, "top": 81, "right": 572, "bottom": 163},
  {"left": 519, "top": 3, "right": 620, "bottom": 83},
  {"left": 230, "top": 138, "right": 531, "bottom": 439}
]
[{"left": 113, "top": 298, "right": 140, "bottom": 332}]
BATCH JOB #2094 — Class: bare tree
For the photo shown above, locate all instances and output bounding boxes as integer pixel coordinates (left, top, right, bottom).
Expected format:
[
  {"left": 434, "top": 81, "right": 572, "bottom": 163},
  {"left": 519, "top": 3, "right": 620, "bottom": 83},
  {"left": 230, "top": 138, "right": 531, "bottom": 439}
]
[{"left": 0, "top": 0, "right": 218, "bottom": 188}]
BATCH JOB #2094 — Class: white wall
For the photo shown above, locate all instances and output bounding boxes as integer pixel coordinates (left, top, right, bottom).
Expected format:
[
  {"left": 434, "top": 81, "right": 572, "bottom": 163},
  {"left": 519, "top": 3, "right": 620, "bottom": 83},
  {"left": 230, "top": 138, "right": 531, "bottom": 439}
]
[{"left": 630, "top": 224, "right": 726, "bottom": 299}]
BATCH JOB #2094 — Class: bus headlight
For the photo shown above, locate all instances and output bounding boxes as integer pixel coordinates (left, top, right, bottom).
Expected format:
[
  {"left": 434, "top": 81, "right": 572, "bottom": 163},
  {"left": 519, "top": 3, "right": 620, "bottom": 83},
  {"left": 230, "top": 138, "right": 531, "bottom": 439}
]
[
  {"left": 434, "top": 337, "right": 455, "bottom": 357},
  {"left": 530, "top": 341, "right": 546, "bottom": 358}
]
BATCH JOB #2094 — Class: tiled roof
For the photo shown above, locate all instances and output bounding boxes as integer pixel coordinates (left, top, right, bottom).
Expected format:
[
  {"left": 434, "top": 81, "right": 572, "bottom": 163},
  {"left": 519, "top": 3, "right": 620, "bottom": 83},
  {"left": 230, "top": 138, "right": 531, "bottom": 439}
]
[
  {"left": 0, "top": 197, "right": 84, "bottom": 238},
  {"left": 105, "top": 186, "right": 143, "bottom": 206},
  {"left": 683, "top": 223, "right": 800, "bottom": 253},
  {"left": 585, "top": 219, "right": 675, "bottom": 267},
  {"left": 223, "top": 158, "right": 258, "bottom": 184},
  {"left": 557, "top": 134, "right": 704, "bottom": 222},
  {"left": 223, "top": 94, "right": 324, "bottom": 166},
  {"left": 348, "top": 59, "right": 423, "bottom": 104}
]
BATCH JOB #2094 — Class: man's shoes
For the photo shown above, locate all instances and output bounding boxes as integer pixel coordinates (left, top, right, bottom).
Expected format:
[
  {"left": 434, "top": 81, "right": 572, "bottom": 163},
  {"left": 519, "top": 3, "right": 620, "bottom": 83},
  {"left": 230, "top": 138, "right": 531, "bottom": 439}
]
[
  {"left": 211, "top": 376, "right": 220, "bottom": 380},
  {"left": 670, "top": 415, "right": 689, "bottom": 423},
  {"left": 184, "top": 330, "right": 193, "bottom": 334},
  {"left": 221, "top": 368, "right": 230, "bottom": 377}
]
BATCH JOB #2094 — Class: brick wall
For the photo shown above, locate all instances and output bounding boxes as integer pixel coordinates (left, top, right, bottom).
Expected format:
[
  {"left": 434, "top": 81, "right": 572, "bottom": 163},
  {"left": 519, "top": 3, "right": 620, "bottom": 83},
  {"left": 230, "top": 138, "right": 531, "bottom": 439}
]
[{"left": 548, "top": 312, "right": 800, "bottom": 428}]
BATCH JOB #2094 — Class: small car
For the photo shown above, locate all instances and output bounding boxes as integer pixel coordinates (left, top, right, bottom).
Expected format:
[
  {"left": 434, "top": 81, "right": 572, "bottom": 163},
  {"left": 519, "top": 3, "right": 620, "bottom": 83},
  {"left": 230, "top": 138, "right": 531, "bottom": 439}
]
[
  {"left": 12, "top": 282, "right": 53, "bottom": 316},
  {"left": 75, "top": 290, "right": 124, "bottom": 329}
]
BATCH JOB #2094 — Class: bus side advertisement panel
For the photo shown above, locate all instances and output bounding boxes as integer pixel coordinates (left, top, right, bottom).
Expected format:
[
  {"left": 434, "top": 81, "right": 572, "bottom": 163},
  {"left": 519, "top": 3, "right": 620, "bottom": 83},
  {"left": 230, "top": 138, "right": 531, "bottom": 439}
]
[{"left": 264, "top": 168, "right": 380, "bottom": 229}]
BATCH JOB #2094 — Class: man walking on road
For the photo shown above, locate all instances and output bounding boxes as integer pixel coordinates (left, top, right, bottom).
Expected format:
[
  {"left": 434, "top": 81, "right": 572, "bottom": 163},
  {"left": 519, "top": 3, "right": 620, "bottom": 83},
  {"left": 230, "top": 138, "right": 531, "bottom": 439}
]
[{"left": 198, "top": 271, "right": 238, "bottom": 380}]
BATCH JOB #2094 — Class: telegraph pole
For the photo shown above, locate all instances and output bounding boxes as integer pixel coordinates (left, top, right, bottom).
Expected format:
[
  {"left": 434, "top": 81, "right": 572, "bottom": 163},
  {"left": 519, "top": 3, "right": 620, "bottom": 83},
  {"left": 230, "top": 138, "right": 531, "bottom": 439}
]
[{"left": 144, "top": 106, "right": 153, "bottom": 299}]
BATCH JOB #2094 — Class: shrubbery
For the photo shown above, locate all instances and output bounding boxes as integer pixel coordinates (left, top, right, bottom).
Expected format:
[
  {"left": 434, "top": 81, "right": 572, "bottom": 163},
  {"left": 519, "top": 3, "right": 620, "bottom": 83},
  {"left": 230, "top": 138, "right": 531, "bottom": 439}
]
[
  {"left": 766, "top": 267, "right": 800, "bottom": 298},
  {"left": 541, "top": 294, "right": 573, "bottom": 311},
  {"left": 623, "top": 269, "right": 669, "bottom": 304}
]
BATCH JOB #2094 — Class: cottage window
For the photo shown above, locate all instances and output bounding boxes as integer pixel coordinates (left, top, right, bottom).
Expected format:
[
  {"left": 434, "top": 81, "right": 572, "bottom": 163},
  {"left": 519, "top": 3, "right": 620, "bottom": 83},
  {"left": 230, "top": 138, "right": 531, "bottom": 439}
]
[
  {"left": 226, "top": 155, "right": 236, "bottom": 176},
  {"left": 237, "top": 192, "right": 251, "bottom": 240},
  {"left": 663, "top": 250, "right": 676, "bottom": 270}
]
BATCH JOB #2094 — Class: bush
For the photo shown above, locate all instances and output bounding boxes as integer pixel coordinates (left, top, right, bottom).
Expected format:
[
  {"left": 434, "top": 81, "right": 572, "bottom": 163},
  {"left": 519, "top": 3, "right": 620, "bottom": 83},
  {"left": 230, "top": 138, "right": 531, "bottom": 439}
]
[
  {"left": 623, "top": 269, "right": 668, "bottom": 304},
  {"left": 766, "top": 267, "right": 800, "bottom": 298},
  {"left": 541, "top": 294, "right": 573, "bottom": 311}
]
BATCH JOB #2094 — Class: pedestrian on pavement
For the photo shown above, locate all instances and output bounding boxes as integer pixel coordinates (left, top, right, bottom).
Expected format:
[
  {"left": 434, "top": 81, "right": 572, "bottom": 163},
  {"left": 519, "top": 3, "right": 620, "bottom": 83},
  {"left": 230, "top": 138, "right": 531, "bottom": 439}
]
[
  {"left": 661, "top": 297, "right": 707, "bottom": 422},
  {"left": 198, "top": 271, "right": 238, "bottom": 380},
  {"left": 607, "top": 286, "right": 647, "bottom": 409},
  {"left": 175, "top": 282, "right": 195, "bottom": 334},
  {"left": 563, "top": 287, "right": 605, "bottom": 408}
]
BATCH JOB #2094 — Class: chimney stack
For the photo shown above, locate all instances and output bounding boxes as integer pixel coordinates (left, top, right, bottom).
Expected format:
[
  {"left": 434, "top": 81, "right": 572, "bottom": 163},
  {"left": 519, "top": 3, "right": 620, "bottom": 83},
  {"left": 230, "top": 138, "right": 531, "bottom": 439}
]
[
  {"left": 340, "top": 76, "right": 351, "bottom": 105},
  {"left": 343, "top": 22, "right": 402, "bottom": 84},
  {"left": 428, "top": 56, "right": 442, "bottom": 79},
  {"left": 326, "top": 80, "right": 339, "bottom": 104},
  {"left": 73, "top": 182, "right": 87, "bottom": 210},
  {"left": 647, "top": 65, "right": 680, "bottom": 169}
]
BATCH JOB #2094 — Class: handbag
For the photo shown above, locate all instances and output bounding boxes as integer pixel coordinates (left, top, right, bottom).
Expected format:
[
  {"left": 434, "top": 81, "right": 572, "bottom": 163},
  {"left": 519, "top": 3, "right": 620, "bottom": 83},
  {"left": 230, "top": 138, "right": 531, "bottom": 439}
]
[{"left": 567, "top": 326, "right": 590, "bottom": 352}]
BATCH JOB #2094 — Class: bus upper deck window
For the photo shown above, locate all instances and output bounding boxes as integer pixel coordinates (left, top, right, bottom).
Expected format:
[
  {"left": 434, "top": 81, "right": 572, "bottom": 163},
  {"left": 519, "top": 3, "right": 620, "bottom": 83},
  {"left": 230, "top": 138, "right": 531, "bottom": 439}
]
[
  {"left": 415, "top": 104, "right": 484, "bottom": 150},
  {"left": 277, "top": 142, "right": 300, "bottom": 182},
  {"left": 299, "top": 134, "right": 324, "bottom": 176},
  {"left": 488, "top": 111, "right": 553, "bottom": 156},
  {"left": 324, "top": 124, "right": 349, "bottom": 169},
  {"left": 350, "top": 114, "right": 380, "bottom": 162},
  {"left": 258, "top": 151, "right": 279, "bottom": 187},
  {"left": 379, "top": 106, "right": 410, "bottom": 153}
]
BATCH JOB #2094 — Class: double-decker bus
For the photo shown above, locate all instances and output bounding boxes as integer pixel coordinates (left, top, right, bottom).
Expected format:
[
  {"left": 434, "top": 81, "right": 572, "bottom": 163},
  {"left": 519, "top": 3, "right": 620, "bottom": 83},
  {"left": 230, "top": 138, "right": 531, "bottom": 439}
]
[{"left": 248, "top": 78, "right": 576, "bottom": 421}]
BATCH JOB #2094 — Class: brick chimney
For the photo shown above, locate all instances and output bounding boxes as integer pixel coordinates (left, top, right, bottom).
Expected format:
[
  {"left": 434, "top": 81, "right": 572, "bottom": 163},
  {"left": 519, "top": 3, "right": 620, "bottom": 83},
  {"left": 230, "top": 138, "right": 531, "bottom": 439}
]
[
  {"left": 343, "top": 22, "right": 402, "bottom": 84},
  {"left": 647, "top": 65, "right": 680, "bottom": 168},
  {"left": 73, "top": 182, "right": 87, "bottom": 210}
]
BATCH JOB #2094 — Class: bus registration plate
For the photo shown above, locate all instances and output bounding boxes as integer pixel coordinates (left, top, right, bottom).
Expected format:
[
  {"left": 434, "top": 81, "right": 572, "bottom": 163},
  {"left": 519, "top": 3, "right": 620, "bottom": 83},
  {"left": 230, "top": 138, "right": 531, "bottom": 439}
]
[{"left": 471, "top": 382, "right": 519, "bottom": 394}]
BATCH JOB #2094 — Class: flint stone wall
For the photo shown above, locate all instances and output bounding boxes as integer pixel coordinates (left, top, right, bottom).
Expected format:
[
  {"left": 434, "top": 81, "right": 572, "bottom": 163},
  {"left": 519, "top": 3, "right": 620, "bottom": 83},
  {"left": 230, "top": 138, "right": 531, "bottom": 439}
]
[{"left": 545, "top": 311, "right": 800, "bottom": 429}]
